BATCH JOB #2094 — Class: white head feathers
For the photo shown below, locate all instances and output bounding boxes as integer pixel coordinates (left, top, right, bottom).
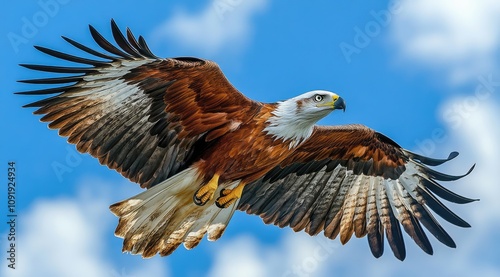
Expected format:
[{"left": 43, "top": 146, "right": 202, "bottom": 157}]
[{"left": 264, "top": 90, "right": 343, "bottom": 148}]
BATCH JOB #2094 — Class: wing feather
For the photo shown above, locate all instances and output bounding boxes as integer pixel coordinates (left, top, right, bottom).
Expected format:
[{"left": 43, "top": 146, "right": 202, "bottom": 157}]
[
  {"left": 88, "top": 24, "right": 133, "bottom": 59},
  {"left": 305, "top": 166, "right": 344, "bottom": 235},
  {"left": 352, "top": 175, "right": 370, "bottom": 238},
  {"left": 19, "top": 63, "right": 96, "bottom": 74},
  {"left": 33, "top": 45, "right": 109, "bottom": 66},
  {"left": 19, "top": 19, "right": 261, "bottom": 188},
  {"left": 288, "top": 171, "right": 326, "bottom": 231},
  {"left": 238, "top": 125, "right": 475, "bottom": 260},
  {"left": 324, "top": 169, "right": 352, "bottom": 239},
  {"left": 271, "top": 174, "right": 312, "bottom": 227},
  {"left": 339, "top": 175, "right": 365, "bottom": 244},
  {"left": 110, "top": 19, "right": 143, "bottom": 58},
  {"left": 62, "top": 35, "right": 117, "bottom": 60},
  {"left": 366, "top": 177, "right": 384, "bottom": 258}
]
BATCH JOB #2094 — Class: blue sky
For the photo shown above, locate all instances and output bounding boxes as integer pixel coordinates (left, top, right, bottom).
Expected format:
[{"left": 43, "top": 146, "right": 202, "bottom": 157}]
[{"left": 1, "top": 0, "right": 500, "bottom": 276}]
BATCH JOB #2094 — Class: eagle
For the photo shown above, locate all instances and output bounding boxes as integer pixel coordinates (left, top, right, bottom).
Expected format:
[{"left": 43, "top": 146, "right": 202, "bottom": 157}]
[{"left": 18, "top": 20, "right": 476, "bottom": 261}]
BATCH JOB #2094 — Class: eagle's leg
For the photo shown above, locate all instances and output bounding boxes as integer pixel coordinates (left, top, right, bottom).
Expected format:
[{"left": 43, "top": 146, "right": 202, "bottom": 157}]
[
  {"left": 216, "top": 182, "right": 245, "bottom": 209},
  {"left": 193, "top": 173, "right": 220, "bottom": 206}
]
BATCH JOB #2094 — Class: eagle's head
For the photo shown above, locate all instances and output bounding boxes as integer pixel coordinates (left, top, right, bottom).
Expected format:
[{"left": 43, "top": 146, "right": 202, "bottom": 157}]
[
  {"left": 265, "top": 90, "right": 346, "bottom": 147},
  {"left": 292, "top": 90, "right": 346, "bottom": 117}
]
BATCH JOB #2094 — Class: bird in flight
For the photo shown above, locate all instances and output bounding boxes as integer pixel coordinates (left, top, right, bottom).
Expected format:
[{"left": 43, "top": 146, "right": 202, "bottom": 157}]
[{"left": 18, "top": 19, "right": 476, "bottom": 260}]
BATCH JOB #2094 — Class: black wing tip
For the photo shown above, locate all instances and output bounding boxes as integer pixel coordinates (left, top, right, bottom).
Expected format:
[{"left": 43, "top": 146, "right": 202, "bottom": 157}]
[
  {"left": 395, "top": 254, "right": 406, "bottom": 261},
  {"left": 369, "top": 244, "right": 384, "bottom": 259},
  {"left": 448, "top": 151, "right": 459, "bottom": 160},
  {"left": 17, "top": 75, "right": 83, "bottom": 85},
  {"left": 33, "top": 45, "right": 46, "bottom": 52},
  {"left": 405, "top": 150, "right": 461, "bottom": 166},
  {"left": 465, "top": 163, "right": 475, "bottom": 177},
  {"left": 88, "top": 23, "right": 97, "bottom": 32},
  {"left": 371, "top": 251, "right": 383, "bottom": 259},
  {"left": 450, "top": 163, "right": 476, "bottom": 181},
  {"left": 462, "top": 222, "right": 472, "bottom": 228},
  {"left": 15, "top": 91, "right": 35, "bottom": 95},
  {"left": 88, "top": 24, "right": 105, "bottom": 42},
  {"left": 454, "top": 217, "right": 472, "bottom": 228},
  {"left": 19, "top": 63, "right": 32, "bottom": 69},
  {"left": 110, "top": 18, "right": 119, "bottom": 32},
  {"left": 22, "top": 102, "right": 38, "bottom": 108},
  {"left": 61, "top": 35, "right": 78, "bottom": 45},
  {"left": 14, "top": 90, "right": 27, "bottom": 95},
  {"left": 88, "top": 20, "right": 142, "bottom": 60},
  {"left": 110, "top": 19, "right": 121, "bottom": 31},
  {"left": 421, "top": 187, "right": 473, "bottom": 228},
  {"left": 18, "top": 63, "right": 94, "bottom": 74},
  {"left": 88, "top": 23, "right": 104, "bottom": 40},
  {"left": 417, "top": 160, "right": 476, "bottom": 182}
]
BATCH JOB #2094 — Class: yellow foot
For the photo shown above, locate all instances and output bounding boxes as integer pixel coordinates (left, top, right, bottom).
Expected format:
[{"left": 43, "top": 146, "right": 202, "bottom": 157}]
[
  {"left": 216, "top": 183, "right": 245, "bottom": 209},
  {"left": 193, "top": 174, "right": 220, "bottom": 206}
]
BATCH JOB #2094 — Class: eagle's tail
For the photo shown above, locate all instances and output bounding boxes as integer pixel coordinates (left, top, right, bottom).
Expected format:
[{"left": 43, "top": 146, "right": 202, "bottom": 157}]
[{"left": 109, "top": 167, "right": 240, "bottom": 258}]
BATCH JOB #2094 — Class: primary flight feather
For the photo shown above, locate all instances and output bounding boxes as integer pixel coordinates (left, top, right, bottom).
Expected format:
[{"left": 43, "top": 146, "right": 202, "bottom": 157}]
[{"left": 18, "top": 19, "right": 476, "bottom": 260}]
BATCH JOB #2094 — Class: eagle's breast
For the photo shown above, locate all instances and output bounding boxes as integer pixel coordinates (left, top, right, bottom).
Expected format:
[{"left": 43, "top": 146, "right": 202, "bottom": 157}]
[{"left": 196, "top": 104, "right": 300, "bottom": 183}]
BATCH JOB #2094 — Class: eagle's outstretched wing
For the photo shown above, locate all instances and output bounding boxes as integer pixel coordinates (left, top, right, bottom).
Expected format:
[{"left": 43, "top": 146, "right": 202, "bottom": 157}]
[
  {"left": 17, "top": 19, "right": 261, "bottom": 188},
  {"left": 238, "top": 124, "right": 476, "bottom": 260}
]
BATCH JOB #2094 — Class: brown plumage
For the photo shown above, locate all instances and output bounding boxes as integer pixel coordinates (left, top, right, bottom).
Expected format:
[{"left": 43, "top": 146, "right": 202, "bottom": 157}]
[{"left": 17, "top": 19, "right": 476, "bottom": 261}]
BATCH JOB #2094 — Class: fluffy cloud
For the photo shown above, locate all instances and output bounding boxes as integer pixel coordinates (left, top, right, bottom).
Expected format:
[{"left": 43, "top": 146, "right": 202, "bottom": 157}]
[
  {"left": 207, "top": 235, "right": 269, "bottom": 277},
  {"left": 208, "top": 231, "right": 341, "bottom": 277},
  {"left": 440, "top": 97, "right": 500, "bottom": 222},
  {"left": 390, "top": 0, "right": 500, "bottom": 84},
  {"left": 1, "top": 179, "right": 168, "bottom": 277},
  {"left": 152, "top": 0, "right": 267, "bottom": 55}
]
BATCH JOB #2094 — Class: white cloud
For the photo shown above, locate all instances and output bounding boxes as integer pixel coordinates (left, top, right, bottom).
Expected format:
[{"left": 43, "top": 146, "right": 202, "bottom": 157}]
[
  {"left": 390, "top": 0, "right": 500, "bottom": 84},
  {"left": 208, "top": 231, "right": 341, "bottom": 277},
  {"left": 2, "top": 179, "right": 168, "bottom": 277},
  {"left": 208, "top": 235, "right": 268, "bottom": 277},
  {"left": 440, "top": 97, "right": 500, "bottom": 223},
  {"left": 152, "top": 0, "right": 267, "bottom": 55},
  {"left": 428, "top": 97, "right": 500, "bottom": 276}
]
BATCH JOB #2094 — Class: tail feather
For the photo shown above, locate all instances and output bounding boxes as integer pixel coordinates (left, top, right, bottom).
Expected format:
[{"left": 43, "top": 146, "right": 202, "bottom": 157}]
[
  {"left": 110, "top": 167, "right": 240, "bottom": 258},
  {"left": 207, "top": 198, "right": 239, "bottom": 241}
]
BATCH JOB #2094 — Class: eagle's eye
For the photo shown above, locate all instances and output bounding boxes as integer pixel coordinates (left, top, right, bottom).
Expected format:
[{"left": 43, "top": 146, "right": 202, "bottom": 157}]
[{"left": 314, "top": 95, "right": 323, "bottom": 102}]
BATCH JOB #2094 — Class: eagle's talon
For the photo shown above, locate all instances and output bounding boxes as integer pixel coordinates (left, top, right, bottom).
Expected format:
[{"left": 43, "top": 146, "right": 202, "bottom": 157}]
[
  {"left": 215, "top": 198, "right": 231, "bottom": 208},
  {"left": 215, "top": 195, "right": 237, "bottom": 208},
  {"left": 215, "top": 183, "right": 245, "bottom": 208},
  {"left": 220, "top": 188, "right": 230, "bottom": 197},
  {"left": 193, "top": 174, "right": 220, "bottom": 206},
  {"left": 193, "top": 191, "right": 210, "bottom": 206}
]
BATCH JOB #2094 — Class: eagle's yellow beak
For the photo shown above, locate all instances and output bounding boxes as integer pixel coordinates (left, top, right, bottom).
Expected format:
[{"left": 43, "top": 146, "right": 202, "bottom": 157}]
[
  {"left": 318, "top": 96, "right": 346, "bottom": 111},
  {"left": 333, "top": 96, "right": 346, "bottom": 112}
]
